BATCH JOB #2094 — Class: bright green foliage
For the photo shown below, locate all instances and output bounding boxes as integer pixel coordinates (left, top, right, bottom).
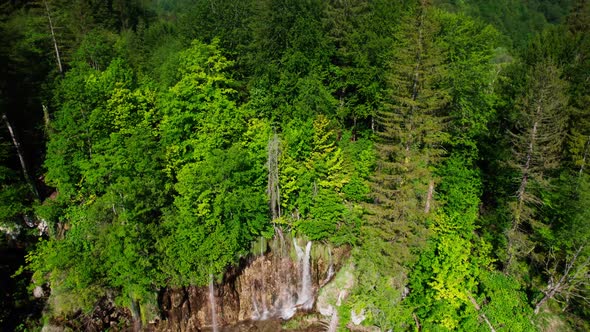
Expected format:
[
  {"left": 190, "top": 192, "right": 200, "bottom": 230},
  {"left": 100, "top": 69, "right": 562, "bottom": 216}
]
[
  {"left": 340, "top": 132, "right": 375, "bottom": 202},
  {"left": 37, "top": 57, "right": 167, "bottom": 312},
  {"left": 275, "top": 115, "right": 371, "bottom": 244},
  {"left": 411, "top": 232, "right": 479, "bottom": 330},
  {"left": 477, "top": 271, "right": 537, "bottom": 331},
  {"left": 45, "top": 59, "right": 134, "bottom": 199},
  {"left": 161, "top": 146, "right": 268, "bottom": 285},
  {"left": 408, "top": 154, "right": 488, "bottom": 330},
  {"left": 33, "top": 37, "right": 272, "bottom": 314},
  {"left": 280, "top": 115, "right": 347, "bottom": 240},
  {"left": 159, "top": 39, "right": 242, "bottom": 177},
  {"left": 155, "top": 39, "right": 271, "bottom": 286},
  {"left": 9, "top": 0, "right": 590, "bottom": 329},
  {"left": 436, "top": 155, "right": 482, "bottom": 232}
]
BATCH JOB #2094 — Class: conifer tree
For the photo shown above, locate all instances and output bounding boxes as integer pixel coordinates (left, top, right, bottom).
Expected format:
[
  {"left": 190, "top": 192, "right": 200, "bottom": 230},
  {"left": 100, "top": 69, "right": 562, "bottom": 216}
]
[
  {"left": 505, "top": 61, "right": 569, "bottom": 273},
  {"left": 367, "top": 0, "right": 449, "bottom": 264},
  {"left": 357, "top": 0, "right": 450, "bottom": 327}
]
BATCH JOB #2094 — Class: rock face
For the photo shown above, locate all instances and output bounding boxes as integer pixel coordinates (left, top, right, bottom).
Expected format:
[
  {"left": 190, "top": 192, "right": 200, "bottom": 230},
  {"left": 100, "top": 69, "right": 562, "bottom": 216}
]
[
  {"left": 150, "top": 235, "right": 347, "bottom": 331},
  {"left": 47, "top": 297, "right": 132, "bottom": 332}
]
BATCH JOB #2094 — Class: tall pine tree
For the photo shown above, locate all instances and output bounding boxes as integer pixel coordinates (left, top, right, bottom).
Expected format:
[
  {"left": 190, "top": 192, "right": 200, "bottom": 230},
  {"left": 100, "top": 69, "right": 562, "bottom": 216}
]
[
  {"left": 505, "top": 61, "right": 569, "bottom": 273},
  {"left": 356, "top": 0, "right": 450, "bottom": 327}
]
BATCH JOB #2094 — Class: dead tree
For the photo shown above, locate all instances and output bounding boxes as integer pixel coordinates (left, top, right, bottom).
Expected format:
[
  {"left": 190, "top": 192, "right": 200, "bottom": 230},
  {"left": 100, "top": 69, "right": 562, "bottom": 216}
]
[
  {"left": 2, "top": 113, "right": 39, "bottom": 198},
  {"left": 534, "top": 245, "right": 590, "bottom": 314}
]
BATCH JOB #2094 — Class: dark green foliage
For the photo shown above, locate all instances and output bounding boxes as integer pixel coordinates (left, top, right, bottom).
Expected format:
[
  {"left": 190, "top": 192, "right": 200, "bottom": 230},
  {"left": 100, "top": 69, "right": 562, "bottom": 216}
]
[
  {"left": 247, "top": 0, "right": 336, "bottom": 122},
  {"left": 175, "top": 0, "right": 254, "bottom": 52},
  {"left": 354, "top": 2, "right": 453, "bottom": 328},
  {"left": 436, "top": 0, "right": 574, "bottom": 48},
  {"left": 505, "top": 61, "right": 569, "bottom": 274},
  {"left": 3, "top": 0, "right": 589, "bottom": 330}
]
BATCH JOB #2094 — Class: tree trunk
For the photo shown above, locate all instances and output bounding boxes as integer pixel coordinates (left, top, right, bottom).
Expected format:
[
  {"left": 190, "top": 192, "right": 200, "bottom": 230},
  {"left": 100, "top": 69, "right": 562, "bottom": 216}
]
[
  {"left": 468, "top": 295, "right": 497, "bottom": 332},
  {"left": 534, "top": 246, "right": 584, "bottom": 314},
  {"left": 506, "top": 106, "right": 541, "bottom": 272},
  {"left": 42, "top": 104, "right": 52, "bottom": 134},
  {"left": 534, "top": 291, "right": 553, "bottom": 314},
  {"left": 2, "top": 113, "right": 39, "bottom": 198},
  {"left": 267, "top": 133, "right": 281, "bottom": 220},
  {"left": 517, "top": 111, "right": 539, "bottom": 203},
  {"left": 44, "top": 0, "right": 63, "bottom": 74},
  {"left": 579, "top": 135, "right": 589, "bottom": 177},
  {"left": 424, "top": 180, "right": 434, "bottom": 213},
  {"left": 131, "top": 298, "right": 142, "bottom": 332},
  {"left": 413, "top": 313, "right": 421, "bottom": 331}
]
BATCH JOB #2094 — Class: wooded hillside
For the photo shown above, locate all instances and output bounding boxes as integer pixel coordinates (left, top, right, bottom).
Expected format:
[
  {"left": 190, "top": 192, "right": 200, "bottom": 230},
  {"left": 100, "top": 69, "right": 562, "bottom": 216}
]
[{"left": 1, "top": 0, "right": 588, "bottom": 330}]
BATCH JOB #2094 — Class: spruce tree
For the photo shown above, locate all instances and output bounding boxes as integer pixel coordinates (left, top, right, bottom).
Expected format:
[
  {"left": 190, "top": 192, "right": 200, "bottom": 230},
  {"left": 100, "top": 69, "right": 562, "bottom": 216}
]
[
  {"left": 367, "top": 0, "right": 449, "bottom": 267},
  {"left": 505, "top": 61, "right": 569, "bottom": 273},
  {"left": 357, "top": 0, "right": 450, "bottom": 327}
]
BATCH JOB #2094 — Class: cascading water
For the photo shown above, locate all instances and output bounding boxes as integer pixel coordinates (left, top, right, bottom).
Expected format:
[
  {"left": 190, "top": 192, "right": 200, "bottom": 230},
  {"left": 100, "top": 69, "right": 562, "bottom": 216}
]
[
  {"left": 258, "top": 234, "right": 274, "bottom": 320},
  {"left": 324, "top": 249, "right": 334, "bottom": 285},
  {"left": 247, "top": 234, "right": 317, "bottom": 322},
  {"left": 130, "top": 299, "right": 141, "bottom": 332},
  {"left": 297, "top": 241, "right": 313, "bottom": 310},
  {"left": 294, "top": 240, "right": 304, "bottom": 259},
  {"left": 152, "top": 233, "right": 343, "bottom": 331},
  {"left": 276, "top": 230, "right": 296, "bottom": 320},
  {"left": 327, "top": 308, "right": 339, "bottom": 332},
  {"left": 252, "top": 296, "right": 260, "bottom": 320},
  {"left": 209, "top": 275, "right": 218, "bottom": 332}
]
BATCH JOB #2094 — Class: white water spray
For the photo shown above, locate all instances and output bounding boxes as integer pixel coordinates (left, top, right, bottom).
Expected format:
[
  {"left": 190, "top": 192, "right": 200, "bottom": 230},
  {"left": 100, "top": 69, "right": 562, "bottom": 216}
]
[
  {"left": 209, "top": 275, "right": 219, "bottom": 332},
  {"left": 323, "top": 249, "right": 334, "bottom": 286},
  {"left": 249, "top": 234, "right": 316, "bottom": 321},
  {"left": 294, "top": 240, "right": 303, "bottom": 259},
  {"left": 298, "top": 241, "right": 313, "bottom": 309},
  {"left": 252, "top": 295, "right": 260, "bottom": 320},
  {"left": 327, "top": 307, "right": 339, "bottom": 332}
]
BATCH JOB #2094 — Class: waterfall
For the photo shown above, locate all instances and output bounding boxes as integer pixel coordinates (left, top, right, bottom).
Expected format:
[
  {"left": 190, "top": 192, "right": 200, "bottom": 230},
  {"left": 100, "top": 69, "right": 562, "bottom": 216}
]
[
  {"left": 252, "top": 295, "right": 260, "bottom": 320},
  {"left": 298, "top": 241, "right": 313, "bottom": 310},
  {"left": 209, "top": 275, "right": 219, "bottom": 332},
  {"left": 273, "top": 229, "right": 296, "bottom": 320},
  {"left": 261, "top": 277, "right": 270, "bottom": 320},
  {"left": 327, "top": 307, "right": 339, "bottom": 332},
  {"left": 322, "top": 249, "right": 334, "bottom": 286},
  {"left": 130, "top": 298, "right": 141, "bottom": 332},
  {"left": 250, "top": 274, "right": 270, "bottom": 320},
  {"left": 294, "top": 240, "right": 304, "bottom": 259},
  {"left": 277, "top": 254, "right": 296, "bottom": 320},
  {"left": 249, "top": 234, "right": 315, "bottom": 321},
  {"left": 267, "top": 134, "right": 281, "bottom": 220}
]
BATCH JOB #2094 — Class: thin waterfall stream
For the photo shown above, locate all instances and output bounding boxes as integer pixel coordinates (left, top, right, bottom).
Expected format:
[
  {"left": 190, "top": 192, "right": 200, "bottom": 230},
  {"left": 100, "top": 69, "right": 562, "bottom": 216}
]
[
  {"left": 209, "top": 275, "right": 218, "bottom": 332},
  {"left": 298, "top": 241, "right": 313, "bottom": 309}
]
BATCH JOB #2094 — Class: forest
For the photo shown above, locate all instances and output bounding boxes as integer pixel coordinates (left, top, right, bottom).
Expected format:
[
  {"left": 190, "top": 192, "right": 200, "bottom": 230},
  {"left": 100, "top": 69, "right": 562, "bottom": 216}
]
[{"left": 0, "top": 0, "right": 589, "bottom": 331}]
